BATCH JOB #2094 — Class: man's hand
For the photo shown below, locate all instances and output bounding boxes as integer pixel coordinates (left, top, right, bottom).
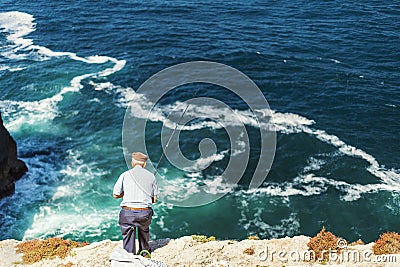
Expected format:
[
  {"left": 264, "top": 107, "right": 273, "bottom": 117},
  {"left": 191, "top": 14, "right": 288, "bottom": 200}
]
[
  {"left": 113, "top": 193, "right": 124, "bottom": 198},
  {"left": 152, "top": 196, "right": 158, "bottom": 203}
]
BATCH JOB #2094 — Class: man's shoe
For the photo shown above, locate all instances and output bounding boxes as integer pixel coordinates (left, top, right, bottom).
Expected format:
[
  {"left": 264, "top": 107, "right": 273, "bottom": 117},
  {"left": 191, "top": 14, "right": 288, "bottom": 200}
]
[{"left": 139, "top": 250, "right": 151, "bottom": 258}]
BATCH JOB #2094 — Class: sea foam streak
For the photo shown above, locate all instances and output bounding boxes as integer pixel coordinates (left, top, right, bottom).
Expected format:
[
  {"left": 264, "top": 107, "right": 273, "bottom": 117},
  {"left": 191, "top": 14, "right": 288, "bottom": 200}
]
[
  {"left": 0, "top": 11, "right": 126, "bottom": 131},
  {"left": 0, "top": 11, "right": 35, "bottom": 59},
  {"left": 90, "top": 80, "right": 400, "bottom": 201}
]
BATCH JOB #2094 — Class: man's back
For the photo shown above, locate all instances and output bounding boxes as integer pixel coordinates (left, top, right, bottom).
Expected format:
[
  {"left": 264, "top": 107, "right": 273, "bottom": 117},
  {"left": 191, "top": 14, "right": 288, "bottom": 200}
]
[
  {"left": 113, "top": 151, "right": 158, "bottom": 255},
  {"left": 114, "top": 166, "right": 158, "bottom": 208}
]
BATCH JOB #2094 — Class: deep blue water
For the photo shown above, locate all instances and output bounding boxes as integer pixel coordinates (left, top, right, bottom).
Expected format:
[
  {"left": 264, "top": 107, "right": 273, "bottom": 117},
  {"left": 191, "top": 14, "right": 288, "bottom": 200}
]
[{"left": 0, "top": 0, "right": 399, "bottom": 243}]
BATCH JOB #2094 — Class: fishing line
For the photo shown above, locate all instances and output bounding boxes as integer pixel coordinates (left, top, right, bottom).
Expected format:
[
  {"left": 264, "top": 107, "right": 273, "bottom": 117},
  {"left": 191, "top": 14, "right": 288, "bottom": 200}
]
[{"left": 153, "top": 90, "right": 200, "bottom": 175}]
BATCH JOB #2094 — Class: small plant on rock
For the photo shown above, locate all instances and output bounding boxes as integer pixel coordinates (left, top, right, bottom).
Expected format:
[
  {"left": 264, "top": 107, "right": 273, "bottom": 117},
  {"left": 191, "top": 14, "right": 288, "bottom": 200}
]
[
  {"left": 243, "top": 246, "right": 255, "bottom": 255},
  {"left": 349, "top": 239, "right": 365, "bottom": 246},
  {"left": 307, "top": 227, "right": 344, "bottom": 261},
  {"left": 191, "top": 235, "right": 216, "bottom": 243},
  {"left": 373, "top": 232, "right": 400, "bottom": 255}
]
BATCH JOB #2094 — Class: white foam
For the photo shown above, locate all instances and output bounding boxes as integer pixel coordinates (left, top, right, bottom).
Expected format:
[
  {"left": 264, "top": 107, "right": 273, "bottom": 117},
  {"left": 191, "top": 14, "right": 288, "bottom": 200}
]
[
  {"left": 98, "top": 57, "right": 126, "bottom": 76},
  {"left": 59, "top": 149, "right": 109, "bottom": 183},
  {"left": 231, "top": 139, "right": 247, "bottom": 156},
  {"left": 183, "top": 149, "right": 228, "bottom": 172},
  {"left": 270, "top": 110, "right": 315, "bottom": 134},
  {"left": 122, "top": 93, "right": 389, "bottom": 179},
  {"left": 0, "top": 72, "right": 90, "bottom": 131},
  {"left": 303, "top": 157, "right": 326, "bottom": 172},
  {"left": 9, "top": 66, "right": 26, "bottom": 72},
  {"left": 99, "top": 77, "right": 400, "bottom": 200},
  {"left": 30, "top": 45, "right": 126, "bottom": 69},
  {"left": 0, "top": 11, "right": 35, "bottom": 52},
  {"left": 103, "top": 82, "right": 313, "bottom": 134},
  {"left": 301, "top": 127, "right": 400, "bottom": 194},
  {"left": 385, "top": 193, "right": 400, "bottom": 216},
  {"left": 243, "top": 176, "right": 327, "bottom": 198},
  {"left": 23, "top": 149, "right": 112, "bottom": 239},
  {"left": 0, "top": 11, "right": 126, "bottom": 132},
  {"left": 0, "top": 98, "right": 59, "bottom": 132},
  {"left": 0, "top": 65, "right": 10, "bottom": 71},
  {"left": 239, "top": 172, "right": 399, "bottom": 202},
  {"left": 88, "top": 98, "right": 101, "bottom": 103},
  {"left": 23, "top": 205, "right": 118, "bottom": 240},
  {"left": 159, "top": 165, "right": 238, "bottom": 204},
  {"left": 0, "top": 65, "right": 24, "bottom": 72},
  {"left": 253, "top": 110, "right": 400, "bottom": 198},
  {"left": 239, "top": 203, "right": 300, "bottom": 238},
  {"left": 203, "top": 175, "right": 237, "bottom": 195},
  {"left": 0, "top": 152, "right": 63, "bottom": 236},
  {"left": 385, "top": 104, "right": 397, "bottom": 108},
  {"left": 161, "top": 177, "right": 201, "bottom": 202}
]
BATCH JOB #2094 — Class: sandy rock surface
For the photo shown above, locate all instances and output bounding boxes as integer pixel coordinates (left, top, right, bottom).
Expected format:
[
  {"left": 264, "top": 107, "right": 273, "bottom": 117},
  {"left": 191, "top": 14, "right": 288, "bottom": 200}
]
[
  {"left": 1, "top": 236, "right": 399, "bottom": 267},
  {"left": 0, "top": 239, "right": 23, "bottom": 266}
]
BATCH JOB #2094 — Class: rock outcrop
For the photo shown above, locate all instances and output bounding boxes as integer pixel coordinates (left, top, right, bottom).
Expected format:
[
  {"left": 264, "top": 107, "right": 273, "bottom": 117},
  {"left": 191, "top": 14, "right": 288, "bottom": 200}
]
[
  {"left": 0, "top": 113, "right": 28, "bottom": 199},
  {"left": 1, "top": 236, "right": 400, "bottom": 267}
]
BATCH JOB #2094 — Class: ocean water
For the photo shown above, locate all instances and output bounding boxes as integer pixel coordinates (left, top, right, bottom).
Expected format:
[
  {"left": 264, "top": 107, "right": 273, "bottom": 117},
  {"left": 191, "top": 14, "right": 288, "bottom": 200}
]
[{"left": 0, "top": 0, "right": 399, "bottom": 244}]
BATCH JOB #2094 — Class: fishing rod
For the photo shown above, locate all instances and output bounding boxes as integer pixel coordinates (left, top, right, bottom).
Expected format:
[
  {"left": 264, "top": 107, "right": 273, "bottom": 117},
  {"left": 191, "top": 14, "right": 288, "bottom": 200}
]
[{"left": 153, "top": 100, "right": 193, "bottom": 175}]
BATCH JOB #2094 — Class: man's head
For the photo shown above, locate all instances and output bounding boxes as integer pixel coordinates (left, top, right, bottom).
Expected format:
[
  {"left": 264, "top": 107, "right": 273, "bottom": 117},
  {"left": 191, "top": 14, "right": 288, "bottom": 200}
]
[{"left": 131, "top": 152, "right": 148, "bottom": 168}]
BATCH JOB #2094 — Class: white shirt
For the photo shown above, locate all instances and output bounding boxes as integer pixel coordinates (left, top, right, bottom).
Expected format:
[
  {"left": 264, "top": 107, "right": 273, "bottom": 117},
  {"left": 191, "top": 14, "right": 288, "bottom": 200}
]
[{"left": 113, "top": 166, "right": 159, "bottom": 208}]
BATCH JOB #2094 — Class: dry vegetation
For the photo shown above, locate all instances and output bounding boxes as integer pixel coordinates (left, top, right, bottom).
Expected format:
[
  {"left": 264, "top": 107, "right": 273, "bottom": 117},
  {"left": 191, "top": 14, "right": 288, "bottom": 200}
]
[
  {"left": 307, "top": 226, "right": 344, "bottom": 261},
  {"left": 349, "top": 239, "right": 365, "bottom": 246},
  {"left": 248, "top": 235, "right": 260, "bottom": 240},
  {"left": 373, "top": 232, "right": 400, "bottom": 255},
  {"left": 9, "top": 230, "right": 400, "bottom": 266},
  {"left": 242, "top": 246, "right": 255, "bottom": 255},
  {"left": 16, "top": 237, "right": 89, "bottom": 264}
]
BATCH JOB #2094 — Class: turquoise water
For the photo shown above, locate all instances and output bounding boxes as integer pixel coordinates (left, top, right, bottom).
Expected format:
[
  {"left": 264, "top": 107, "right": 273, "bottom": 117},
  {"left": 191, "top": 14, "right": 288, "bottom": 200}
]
[{"left": 0, "top": 1, "right": 399, "bottom": 243}]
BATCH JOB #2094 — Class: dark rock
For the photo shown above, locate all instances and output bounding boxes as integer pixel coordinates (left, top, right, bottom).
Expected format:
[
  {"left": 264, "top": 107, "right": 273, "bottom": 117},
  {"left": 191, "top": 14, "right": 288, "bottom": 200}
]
[{"left": 0, "top": 113, "right": 28, "bottom": 199}]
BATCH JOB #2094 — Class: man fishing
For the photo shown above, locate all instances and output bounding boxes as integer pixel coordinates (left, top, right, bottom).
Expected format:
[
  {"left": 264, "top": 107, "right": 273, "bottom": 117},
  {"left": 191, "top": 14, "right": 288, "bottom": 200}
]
[{"left": 113, "top": 152, "right": 159, "bottom": 257}]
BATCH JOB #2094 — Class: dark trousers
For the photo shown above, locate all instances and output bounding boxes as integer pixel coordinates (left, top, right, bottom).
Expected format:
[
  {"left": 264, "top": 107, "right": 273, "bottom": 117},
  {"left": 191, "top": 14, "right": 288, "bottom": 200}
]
[{"left": 119, "top": 208, "right": 153, "bottom": 254}]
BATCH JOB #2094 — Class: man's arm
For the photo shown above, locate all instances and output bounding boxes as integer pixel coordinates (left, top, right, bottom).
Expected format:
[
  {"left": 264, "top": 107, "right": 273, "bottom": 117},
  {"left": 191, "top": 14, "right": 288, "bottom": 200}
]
[
  {"left": 113, "top": 173, "right": 124, "bottom": 198},
  {"left": 152, "top": 177, "right": 159, "bottom": 204},
  {"left": 113, "top": 193, "right": 124, "bottom": 198}
]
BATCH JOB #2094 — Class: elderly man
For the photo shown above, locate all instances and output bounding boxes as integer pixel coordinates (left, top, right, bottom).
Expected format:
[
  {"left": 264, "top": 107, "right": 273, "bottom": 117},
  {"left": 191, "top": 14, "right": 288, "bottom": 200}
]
[{"left": 113, "top": 152, "right": 159, "bottom": 256}]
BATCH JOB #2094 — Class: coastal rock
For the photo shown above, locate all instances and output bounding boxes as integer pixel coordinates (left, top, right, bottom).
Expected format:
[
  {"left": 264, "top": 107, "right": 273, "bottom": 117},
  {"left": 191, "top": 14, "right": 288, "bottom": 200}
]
[
  {"left": 1, "top": 236, "right": 399, "bottom": 267},
  {"left": 150, "top": 236, "right": 400, "bottom": 267},
  {"left": 0, "top": 113, "right": 28, "bottom": 199}
]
